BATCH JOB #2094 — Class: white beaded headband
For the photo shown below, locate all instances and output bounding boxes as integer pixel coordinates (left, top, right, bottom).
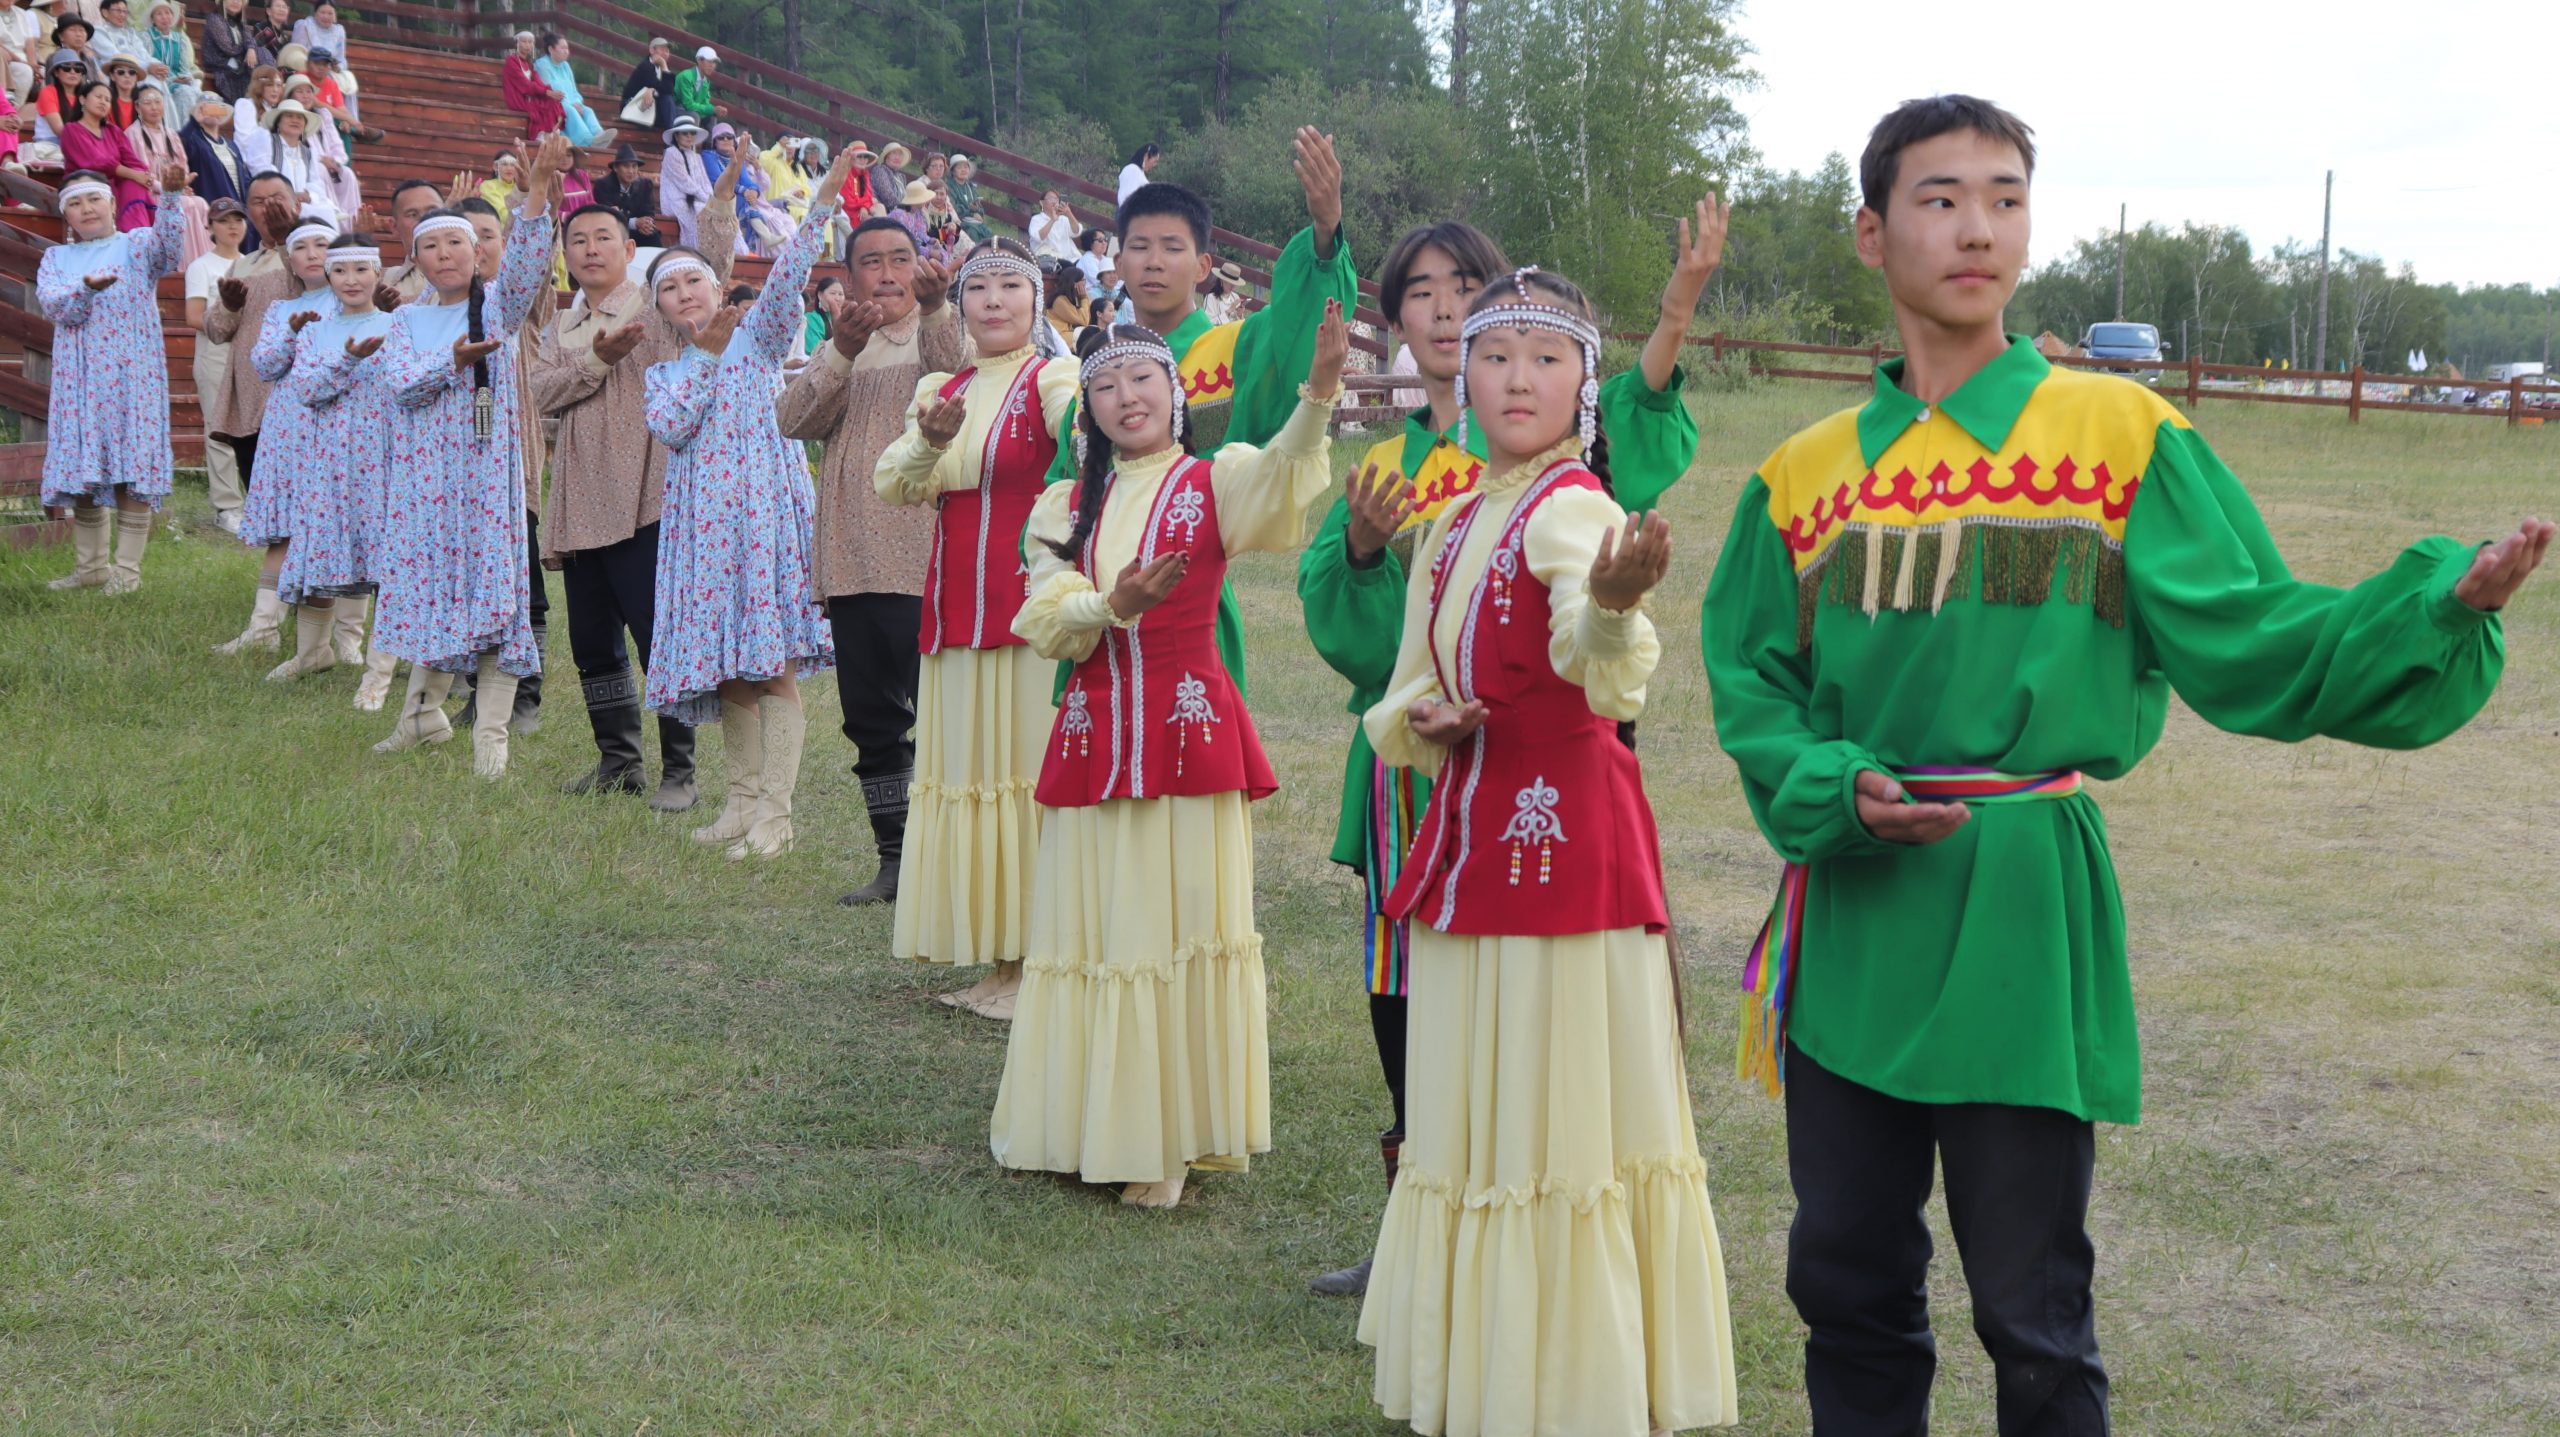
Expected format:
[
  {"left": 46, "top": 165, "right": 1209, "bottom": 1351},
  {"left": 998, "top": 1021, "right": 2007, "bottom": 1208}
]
[
  {"left": 288, "top": 222, "right": 337, "bottom": 250},
  {"left": 1454, "top": 267, "right": 1603, "bottom": 454},
  {"left": 410, "top": 214, "right": 474, "bottom": 243},
  {"left": 955, "top": 247, "right": 1040, "bottom": 291},
  {"left": 651, "top": 255, "right": 711, "bottom": 288},
  {"left": 59, "top": 179, "right": 113, "bottom": 207},
  {"left": 326, "top": 247, "right": 382, "bottom": 267},
  {"left": 1075, "top": 327, "right": 1186, "bottom": 469}
]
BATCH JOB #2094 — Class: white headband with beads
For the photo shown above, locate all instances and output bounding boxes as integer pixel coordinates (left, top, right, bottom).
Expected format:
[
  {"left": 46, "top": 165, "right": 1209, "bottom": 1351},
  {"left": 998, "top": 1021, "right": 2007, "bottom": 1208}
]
[
  {"left": 60, "top": 179, "right": 114, "bottom": 207},
  {"left": 1454, "top": 267, "right": 1603, "bottom": 454},
  {"left": 326, "top": 247, "right": 382, "bottom": 268},
  {"left": 652, "top": 255, "right": 712, "bottom": 288},
  {"left": 955, "top": 247, "right": 1041, "bottom": 291},
  {"left": 288, "top": 222, "right": 338, "bottom": 250},
  {"left": 410, "top": 214, "right": 474, "bottom": 243},
  {"left": 1076, "top": 327, "right": 1186, "bottom": 470}
]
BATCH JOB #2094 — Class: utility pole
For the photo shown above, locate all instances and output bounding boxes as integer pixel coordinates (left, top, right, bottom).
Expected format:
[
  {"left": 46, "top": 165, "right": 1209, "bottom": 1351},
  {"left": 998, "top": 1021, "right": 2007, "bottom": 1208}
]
[
  {"left": 2313, "top": 169, "right": 2333, "bottom": 372},
  {"left": 2113, "top": 203, "right": 2126, "bottom": 320}
]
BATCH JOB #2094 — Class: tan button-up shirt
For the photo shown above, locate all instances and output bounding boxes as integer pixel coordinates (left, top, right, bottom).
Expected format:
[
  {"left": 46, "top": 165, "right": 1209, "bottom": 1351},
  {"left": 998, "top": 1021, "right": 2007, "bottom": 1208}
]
[
  {"left": 779, "top": 303, "right": 965, "bottom": 599},
  {"left": 200, "top": 247, "right": 292, "bottom": 438}
]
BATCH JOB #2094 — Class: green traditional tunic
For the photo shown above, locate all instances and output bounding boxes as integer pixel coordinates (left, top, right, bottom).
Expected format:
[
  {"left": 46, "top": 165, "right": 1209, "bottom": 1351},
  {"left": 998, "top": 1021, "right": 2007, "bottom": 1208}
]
[
  {"left": 1045, "top": 224, "right": 1360, "bottom": 693},
  {"left": 1702, "top": 336, "right": 2507, "bottom": 1124},
  {"left": 1298, "top": 368, "right": 1699, "bottom": 992}
]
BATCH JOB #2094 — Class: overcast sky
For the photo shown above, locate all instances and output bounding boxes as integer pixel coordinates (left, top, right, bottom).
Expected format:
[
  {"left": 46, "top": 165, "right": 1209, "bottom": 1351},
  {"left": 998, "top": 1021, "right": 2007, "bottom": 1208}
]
[{"left": 1735, "top": 0, "right": 2558, "bottom": 291}]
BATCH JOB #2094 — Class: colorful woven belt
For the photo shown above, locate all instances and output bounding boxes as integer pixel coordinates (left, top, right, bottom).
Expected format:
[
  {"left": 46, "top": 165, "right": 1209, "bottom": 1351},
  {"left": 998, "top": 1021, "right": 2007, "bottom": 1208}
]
[{"left": 1736, "top": 766, "right": 2084, "bottom": 1097}]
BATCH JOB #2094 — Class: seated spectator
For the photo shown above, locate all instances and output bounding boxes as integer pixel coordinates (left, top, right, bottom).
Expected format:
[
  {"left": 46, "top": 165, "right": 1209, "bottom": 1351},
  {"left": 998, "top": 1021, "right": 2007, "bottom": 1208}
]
[
  {"left": 865, "top": 139, "right": 906, "bottom": 216},
  {"left": 801, "top": 273, "right": 839, "bottom": 356},
  {"left": 619, "top": 36, "right": 676, "bottom": 128},
  {"left": 835, "top": 138, "right": 881, "bottom": 224},
  {"left": 261, "top": 93, "right": 343, "bottom": 226},
  {"left": 26, "top": 48, "right": 92, "bottom": 168},
  {"left": 297, "top": 47, "right": 376, "bottom": 142},
  {"left": 0, "top": 89, "right": 19, "bottom": 176},
  {"left": 1073, "top": 224, "right": 1108, "bottom": 289},
  {"left": 945, "top": 152, "right": 992, "bottom": 243},
  {"left": 90, "top": 0, "right": 153, "bottom": 78},
  {"left": 279, "top": 70, "right": 354, "bottom": 204},
  {"left": 50, "top": 17, "right": 100, "bottom": 82},
  {"left": 500, "top": 28, "right": 559, "bottom": 139},
  {"left": 57, "top": 77, "right": 152, "bottom": 227},
  {"left": 2, "top": 0, "right": 46, "bottom": 104},
  {"left": 102, "top": 52, "right": 141, "bottom": 126},
  {"left": 674, "top": 44, "right": 717, "bottom": 123},
  {"left": 1025, "top": 188, "right": 1078, "bottom": 261},
  {"left": 142, "top": 2, "right": 201, "bottom": 117},
  {"left": 248, "top": 0, "right": 292, "bottom": 65},
  {"left": 1041, "top": 260, "right": 1088, "bottom": 354},
  {"left": 534, "top": 32, "right": 600, "bottom": 147},
  {"left": 287, "top": 0, "right": 344, "bottom": 71},
  {"left": 476, "top": 145, "right": 520, "bottom": 213},
  {"left": 660, "top": 114, "right": 712, "bottom": 247},
  {"left": 560, "top": 150, "right": 595, "bottom": 211},
  {"left": 124, "top": 78, "right": 207, "bottom": 259},
  {"left": 228, "top": 60, "right": 279, "bottom": 167},
  {"left": 180, "top": 88, "right": 251, "bottom": 215},
  {"left": 201, "top": 0, "right": 258, "bottom": 103},
  {"left": 593, "top": 139, "right": 661, "bottom": 243},
  {"left": 706, "top": 120, "right": 787, "bottom": 254}
]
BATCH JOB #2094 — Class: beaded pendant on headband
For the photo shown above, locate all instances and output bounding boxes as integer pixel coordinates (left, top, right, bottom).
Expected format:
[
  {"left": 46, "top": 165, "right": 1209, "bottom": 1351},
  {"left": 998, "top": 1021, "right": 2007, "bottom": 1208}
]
[{"left": 1452, "top": 267, "right": 1602, "bottom": 455}]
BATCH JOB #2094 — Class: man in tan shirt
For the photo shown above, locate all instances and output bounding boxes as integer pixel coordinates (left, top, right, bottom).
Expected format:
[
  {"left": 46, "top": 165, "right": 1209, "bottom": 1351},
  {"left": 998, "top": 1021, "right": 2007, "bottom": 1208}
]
[
  {"left": 527, "top": 168, "right": 743, "bottom": 809},
  {"left": 777, "top": 215, "right": 961, "bottom": 906},
  {"left": 377, "top": 176, "right": 443, "bottom": 302},
  {"left": 202, "top": 174, "right": 309, "bottom": 656}
]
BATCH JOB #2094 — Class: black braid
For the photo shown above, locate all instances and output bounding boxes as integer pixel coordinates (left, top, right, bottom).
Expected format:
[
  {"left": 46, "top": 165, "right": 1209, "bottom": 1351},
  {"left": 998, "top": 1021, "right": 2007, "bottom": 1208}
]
[
  {"left": 1046, "top": 325, "right": 1195, "bottom": 562},
  {"left": 1586, "top": 411, "right": 1615, "bottom": 499},
  {"left": 465, "top": 272, "right": 490, "bottom": 392}
]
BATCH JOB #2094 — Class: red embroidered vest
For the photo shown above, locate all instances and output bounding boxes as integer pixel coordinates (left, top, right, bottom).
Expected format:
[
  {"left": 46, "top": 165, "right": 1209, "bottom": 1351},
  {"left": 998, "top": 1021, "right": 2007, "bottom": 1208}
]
[
  {"left": 1383, "top": 461, "right": 1668, "bottom": 937},
  {"left": 1036, "top": 455, "right": 1277, "bottom": 808},
  {"left": 920, "top": 359, "right": 1055, "bottom": 655}
]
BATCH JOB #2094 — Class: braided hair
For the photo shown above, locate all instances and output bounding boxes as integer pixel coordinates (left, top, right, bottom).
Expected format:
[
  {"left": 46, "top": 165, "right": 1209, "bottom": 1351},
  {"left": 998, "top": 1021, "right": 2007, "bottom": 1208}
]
[{"left": 1046, "top": 322, "right": 1194, "bottom": 562}]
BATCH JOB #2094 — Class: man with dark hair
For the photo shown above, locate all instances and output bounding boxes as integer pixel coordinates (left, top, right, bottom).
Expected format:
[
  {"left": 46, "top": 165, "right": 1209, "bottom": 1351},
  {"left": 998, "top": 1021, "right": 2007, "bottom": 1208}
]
[
  {"left": 203, "top": 170, "right": 310, "bottom": 655},
  {"left": 593, "top": 142, "right": 662, "bottom": 244},
  {"left": 1043, "top": 126, "right": 1358, "bottom": 693},
  {"left": 1702, "top": 95, "right": 2548, "bottom": 1437},
  {"left": 379, "top": 176, "right": 444, "bottom": 300},
  {"left": 776, "top": 213, "right": 963, "bottom": 905},
  {"left": 526, "top": 170, "right": 742, "bottom": 807}
]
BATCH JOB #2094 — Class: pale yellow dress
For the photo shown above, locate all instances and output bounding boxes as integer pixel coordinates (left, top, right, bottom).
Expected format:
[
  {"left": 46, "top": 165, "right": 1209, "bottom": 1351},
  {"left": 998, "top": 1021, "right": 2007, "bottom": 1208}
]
[
  {"left": 990, "top": 394, "right": 1337, "bottom": 1183},
  {"left": 874, "top": 345, "right": 1082, "bottom": 967},
  {"left": 1356, "top": 447, "right": 1739, "bottom": 1436}
]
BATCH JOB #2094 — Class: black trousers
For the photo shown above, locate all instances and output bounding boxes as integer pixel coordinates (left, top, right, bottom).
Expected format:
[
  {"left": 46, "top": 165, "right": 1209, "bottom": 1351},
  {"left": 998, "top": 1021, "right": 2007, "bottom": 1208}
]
[
  {"left": 561, "top": 522, "right": 694, "bottom": 779},
  {"left": 826, "top": 593, "right": 921, "bottom": 857},
  {"left": 227, "top": 431, "right": 260, "bottom": 493},
  {"left": 1369, "top": 991, "right": 1407, "bottom": 1137},
  {"left": 1785, "top": 1043, "right": 2109, "bottom": 1436}
]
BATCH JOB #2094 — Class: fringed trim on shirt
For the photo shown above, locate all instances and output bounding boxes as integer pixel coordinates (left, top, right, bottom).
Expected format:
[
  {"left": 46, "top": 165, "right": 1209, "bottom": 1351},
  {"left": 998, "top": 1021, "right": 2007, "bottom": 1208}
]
[
  {"left": 1023, "top": 933, "right": 1266, "bottom": 985},
  {"left": 1394, "top": 1152, "right": 1710, "bottom": 1216},
  {"left": 1794, "top": 516, "right": 2126, "bottom": 650},
  {"left": 909, "top": 776, "right": 1041, "bottom": 803}
]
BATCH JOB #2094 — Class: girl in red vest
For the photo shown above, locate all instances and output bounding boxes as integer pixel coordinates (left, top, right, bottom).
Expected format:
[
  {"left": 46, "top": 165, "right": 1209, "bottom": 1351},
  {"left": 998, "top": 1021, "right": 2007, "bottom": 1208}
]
[
  {"left": 988, "top": 306, "right": 1349, "bottom": 1208},
  {"left": 1355, "top": 270, "right": 1738, "bottom": 1435},
  {"left": 874, "top": 238, "right": 1079, "bottom": 1017}
]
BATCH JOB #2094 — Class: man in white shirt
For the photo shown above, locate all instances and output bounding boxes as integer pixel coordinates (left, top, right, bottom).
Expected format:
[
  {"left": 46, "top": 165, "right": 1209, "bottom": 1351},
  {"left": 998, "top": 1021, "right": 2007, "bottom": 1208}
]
[
  {"left": 1024, "top": 189, "right": 1080, "bottom": 262},
  {"left": 184, "top": 197, "right": 252, "bottom": 531}
]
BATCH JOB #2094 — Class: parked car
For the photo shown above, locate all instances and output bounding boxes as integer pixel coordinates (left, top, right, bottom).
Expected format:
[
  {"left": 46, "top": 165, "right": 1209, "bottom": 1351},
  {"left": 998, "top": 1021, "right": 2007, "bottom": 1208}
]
[{"left": 2080, "top": 321, "right": 2164, "bottom": 382}]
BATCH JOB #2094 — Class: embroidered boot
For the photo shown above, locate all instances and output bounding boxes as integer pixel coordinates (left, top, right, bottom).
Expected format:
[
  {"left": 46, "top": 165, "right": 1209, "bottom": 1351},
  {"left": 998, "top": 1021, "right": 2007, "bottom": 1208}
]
[
  {"left": 264, "top": 600, "right": 339, "bottom": 681},
  {"left": 837, "top": 766, "right": 910, "bottom": 906},
  {"left": 105, "top": 507, "right": 153, "bottom": 593},
  {"left": 726, "top": 693, "right": 803, "bottom": 860},
  {"left": 469, "top": 654, "right": 520, "bottom": 780},
  {"left": 563, "top": 665, "right": 646, "bottom": 796},
  {"left": 691, "top": 699, "right": 761, "bottom": 844},
  {"left": 213, "top": 584, "right": 287, "bottom": 655},
  {"left": 650, "top": 715, "right": 700, "bottom": 812},
  {"left": 331, "top": 595, "right": 369, "bottom": 666},
  {"left": 509, "top": 620, "right": 546, "bottom": 736},
  {"left": 46, "top": 505, "right": 111, "bottom": 590},
  {"left": 373, "top": 664, "right": 456, "bottom": 752}
]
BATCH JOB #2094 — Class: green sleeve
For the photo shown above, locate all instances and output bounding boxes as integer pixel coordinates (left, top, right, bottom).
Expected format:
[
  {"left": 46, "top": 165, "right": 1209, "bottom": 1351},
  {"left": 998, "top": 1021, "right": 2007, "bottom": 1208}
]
[
  {"left": 1297, "top": 495, "right": 1409, "bottom": 704},
  {"left": 1598, "top": 364, "right": 1699, "bottom": 515},
  {"left": 1701, "top": 476, "right": 1895, "bottom": 865},
  {"left": 1225, "top": 223, "right": 1360, "bottom": 449},
  {"left": 2125, "top": 422, "right": 2503, "bottom": 748}
]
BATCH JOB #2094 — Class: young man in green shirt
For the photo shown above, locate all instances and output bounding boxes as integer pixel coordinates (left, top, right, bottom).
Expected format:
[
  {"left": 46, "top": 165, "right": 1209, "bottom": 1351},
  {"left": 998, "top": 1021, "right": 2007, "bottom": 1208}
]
[{"left": 1702, "top": 96, "right": 2548, "bottom": 1435}]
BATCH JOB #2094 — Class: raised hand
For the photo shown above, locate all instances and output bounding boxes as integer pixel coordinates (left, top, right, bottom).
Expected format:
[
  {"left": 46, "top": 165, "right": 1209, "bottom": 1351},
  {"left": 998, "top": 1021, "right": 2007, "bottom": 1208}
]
[
  {"left": 1407, "top": 696, "right": 1487, "bottom": 748},
  {"left": 1588, "top": 512, "right": 1671, "bottom": 612},
  {"left": 446, "top": 169, "right": 478, "bottom": 205},
  {"left": 288, "top": 308, "right": 322, "bottom": 332},
  {"left": 590, "top": 316, "right": 649, "bottom": 367},
  {"left": 1343, "top": 459, "right": 1414, "bottom": 561},
  {"left": 684, "top": 302, "right": 743, "bottom": 358},
  {"left": 809, "top": 142, "right": 861, "bottom": 213},
  {"left": 1660, "top": 194, "right": 1730, "bottom": 318},
  {"left": 1292, "top": 126, "right": 1343, "bottom": 248},
  {"left": 525, "top": 132, "right": 573, "bottom": 207},
  {"left": 451, "top": 334, "right": 505, "bottom": 371},
  {"left": 1854, "top": 768, "right": 1970, "bottom": 845},
  {"left": 84, "top": 271, "right": 120, "bottom": 292},
  {"left": 916, "top": 392, "right": 968, "bottom": 448},
  {"left": 345, "top": 333, "right": 385, "bottom": 360},
  {"left": 156, "top": 160, "right": 188, "bottom": 193},
  {"left": 711, "top": 140, "right": 747, "bottom": 202},
  {"left": 1107, "top": 551, "right": 1188, "bottom": 622},
  {"left": 2453, "top": 517, "right": 2555, "bottom": 611},
  {"left": 217, "top": 276, "right": 247, "bottom": 310},
  {"left": 912, "top": 255, "right": 951, "bottom": 313},
  {"left": 372, "top": 283, "right": 403, "bottom": 312},
  {"left": 1309, "top": 297, "right": 1349, "bottom": 398}
]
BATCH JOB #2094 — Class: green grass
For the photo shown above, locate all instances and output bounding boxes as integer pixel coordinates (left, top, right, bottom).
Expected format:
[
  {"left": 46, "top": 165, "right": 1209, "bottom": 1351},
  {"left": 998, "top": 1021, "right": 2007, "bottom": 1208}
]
[{"left": 2, "top": 389, "right": 2554, "bottom": 1434}]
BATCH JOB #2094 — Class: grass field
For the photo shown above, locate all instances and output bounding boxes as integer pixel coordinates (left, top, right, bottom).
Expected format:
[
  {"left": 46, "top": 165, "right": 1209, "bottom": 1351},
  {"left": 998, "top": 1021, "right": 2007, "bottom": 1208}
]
[{"left": 1, "top": 385, "right": 2553, "bottom": 1435}]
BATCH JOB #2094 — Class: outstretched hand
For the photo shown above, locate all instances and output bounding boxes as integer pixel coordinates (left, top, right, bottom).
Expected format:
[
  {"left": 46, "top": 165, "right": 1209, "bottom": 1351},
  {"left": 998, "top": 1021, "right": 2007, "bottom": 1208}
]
[
  {"left": 911, "top": 256, "right": 952, "bottom": 313},
  {"left": 590, "top": 317, "right": 649, "bottom": 367},
  {"left": 288, "top": 308, "right": 322, "bottom": 333},
  {"left": 1854, "top": 769, "right": 1970, "bottom": 845},
  {"left": 916, "top": 393, "right": 968, "bottom": 448},
  {"left": 1407, "top": 696, "right": 1487, "bottom": 748},
  {"left": 1107, "top": 551, "right": 1188, "bottom": 622},
  {"left": 1343, "top": 459, "right": 1413, "bottom": 561},
  {"left": 451, "top": 334, "right": 505, "bottom": 371},
  {"left": 217, "top": 276, "right": 247, "bottom": 310},
  {"left": 2454, "top": 517, "right": 2554, "bottom": 611},
  {"left": 83, "top": 271, "right": 120, "bottom": 293},
  {"left": 1292, "top": 126, "right": 1343, "bottom": 250},
  {"left": 683, "top": 302, "right": 744, "bottom": 358},
  {"left": 345, "top": 333, "right": 385, "bottom": 360},
  {"left": 830, "top": 294, "right": 887, "bottom": 360},
  {"left": 372, "top": 283, "right": 403, "bottom": 313},
  {"left": 1660, "top": 194, "right": 1730, "bottom": 318},
  {"left": 1588, "top": 512, "right": 1671, "bottom": 612},
  {"left": 1308, "top": 297, "right": 1349, "bottom": 398}
]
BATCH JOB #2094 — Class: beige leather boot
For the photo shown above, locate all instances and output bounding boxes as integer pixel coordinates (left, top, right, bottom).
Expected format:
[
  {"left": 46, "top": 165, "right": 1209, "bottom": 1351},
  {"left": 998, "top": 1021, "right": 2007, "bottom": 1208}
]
[
  {"left": 213, "top": 585, "right": 288, "bottom": 655},
  {"left": 726, "top": 694, "right": 803, "bottom": 860},
  {"left": 103, "top": 507, "right": 152, "bottom": 594},
  {"left": 46, "top": 506, "right": 111, "bottom": 590},
  {"left": 332, "top": 595, "right": 369, "bottom": 666},
  {"left": 691, "top": 699, "right": 762, "bottom": 844},
  {"left": 373, "top": 664, "right": 456, "bottom": 753},
  {"left": 265, "top": 602, "right": 339, "bottom": 682},
  {"left": 469, "top": 654, "right": 521, "bottom": 780}
]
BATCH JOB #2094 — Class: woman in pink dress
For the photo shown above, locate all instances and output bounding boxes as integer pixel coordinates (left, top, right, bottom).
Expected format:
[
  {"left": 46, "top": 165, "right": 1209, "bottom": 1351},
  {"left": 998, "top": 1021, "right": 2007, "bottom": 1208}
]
[
  {"left": 123, "top": 81, "right": 208, "bottom": 265},
  {"left": 58, "top": 81, "right": 156, "bottom": 231}
]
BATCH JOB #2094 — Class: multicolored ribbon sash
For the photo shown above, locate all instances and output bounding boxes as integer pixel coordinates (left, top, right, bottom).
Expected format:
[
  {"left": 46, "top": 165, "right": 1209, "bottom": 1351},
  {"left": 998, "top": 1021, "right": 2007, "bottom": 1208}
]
[{"left": 1736, "top": 767, "right": 2085, "bottom": 1097}]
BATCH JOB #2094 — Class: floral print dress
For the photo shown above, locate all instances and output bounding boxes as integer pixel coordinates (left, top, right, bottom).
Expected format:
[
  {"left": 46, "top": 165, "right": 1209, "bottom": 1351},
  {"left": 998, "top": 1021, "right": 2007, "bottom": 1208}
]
[
  {"left": 272, "top": 307, "right": 398, "bottom": 603},
  {"left": 235, "top": 287, "right": 339, "bottom": 549},
  {"left": 36, "top": 199, "right": 190, "bottom": 509},
  {"left": 372, "top": 209, "right": 555, "bottom": 676},
  {"left": 641, "top": 211, "right": 835, "bottom": 727}
]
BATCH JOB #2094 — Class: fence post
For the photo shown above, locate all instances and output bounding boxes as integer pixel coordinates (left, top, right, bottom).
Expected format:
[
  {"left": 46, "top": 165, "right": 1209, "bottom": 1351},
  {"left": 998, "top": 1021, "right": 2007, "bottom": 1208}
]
[
  {"left": 2186, "top": 352, "right": 2201, "bottom": 409},
  {"left": 2510, "top": 372, "right": 2524, "bottom": 427},
  {"left": 1710, "top": 331, "right": 1723, "bottom": 369},
  {"left": 2348, "top": 366, "right": 2363, "bottom": 424}
]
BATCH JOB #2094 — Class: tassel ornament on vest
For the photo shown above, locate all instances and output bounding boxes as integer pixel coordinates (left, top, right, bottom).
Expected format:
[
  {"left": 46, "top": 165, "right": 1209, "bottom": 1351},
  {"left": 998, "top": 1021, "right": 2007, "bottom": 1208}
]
[{"left": 1500, "top": 776, "right": 1566, "bottom": 886}]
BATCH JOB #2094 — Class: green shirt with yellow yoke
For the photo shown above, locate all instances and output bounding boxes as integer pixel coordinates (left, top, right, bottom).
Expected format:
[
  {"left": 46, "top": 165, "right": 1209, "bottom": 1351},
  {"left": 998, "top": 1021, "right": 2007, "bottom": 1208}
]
[
  {"left": 1702, "top": 336, "right": 2508, "bottom": 1124},
  {"left": 1045, "top": 223, "right": 1361, "bottom": 695}
]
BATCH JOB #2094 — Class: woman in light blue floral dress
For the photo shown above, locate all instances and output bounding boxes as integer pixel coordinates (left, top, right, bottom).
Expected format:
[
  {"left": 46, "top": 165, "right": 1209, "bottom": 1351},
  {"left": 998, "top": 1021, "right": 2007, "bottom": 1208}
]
[
  {"left": 642, "top": 146, "right": 857, "bottom": 861},
  {"left": 370, "top": 135, "right": 570, "bottom": 779},
  {"left": 271, "top": 235, "right": 400, "bottom": 690},
  {"left": 38, "top": 167, "right": 190, "bottom": 595}
]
